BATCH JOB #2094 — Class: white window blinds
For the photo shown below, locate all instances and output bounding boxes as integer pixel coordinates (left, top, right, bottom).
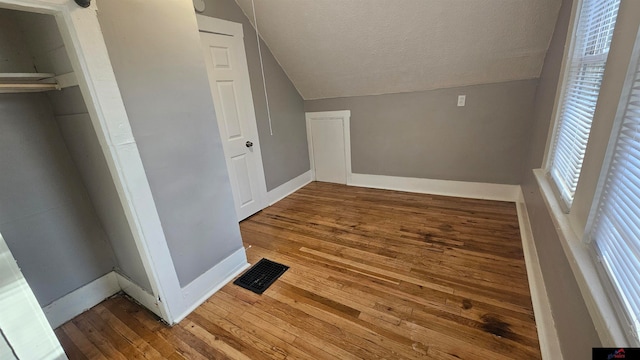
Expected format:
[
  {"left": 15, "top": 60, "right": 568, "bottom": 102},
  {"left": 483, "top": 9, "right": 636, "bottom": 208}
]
[
  {"left": 549, "top": 0, "right": 620, "bottom": 207},
  {"left": 590, "top": 48, "right": 640, "bottom": 342}
]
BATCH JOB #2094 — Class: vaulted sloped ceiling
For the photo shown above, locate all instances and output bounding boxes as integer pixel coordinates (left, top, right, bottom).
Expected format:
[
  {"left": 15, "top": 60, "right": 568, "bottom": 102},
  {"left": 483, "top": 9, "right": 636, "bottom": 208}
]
[{"left": 235, "top": 0, "right": 562, "bottom": 100}]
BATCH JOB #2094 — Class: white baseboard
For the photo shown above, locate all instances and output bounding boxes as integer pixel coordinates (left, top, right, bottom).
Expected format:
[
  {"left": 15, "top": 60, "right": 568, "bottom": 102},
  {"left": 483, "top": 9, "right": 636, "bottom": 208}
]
[
  {"left": 348, "top": 173, "right": 520, "bottom": 202},
  {"left": 114, "top": 272, "right": 161, "bottom": 318},
  {"left": 174, "top": 247, "right": 250, "bottom": 324},
  {"left": 267, "top": 170, "right": 314, "bottom": 206},
  {"left": 42, "top": 271, "right": 162, "bottom": 328},
  {"left": 42, "top": 272, "right": 120, "bottom": 329},
  {"left": 516, "top": 188, "right": 563, "bottom": 360},
  {"left": 40, "top": 249, "right": 250, "bottom": 328}
]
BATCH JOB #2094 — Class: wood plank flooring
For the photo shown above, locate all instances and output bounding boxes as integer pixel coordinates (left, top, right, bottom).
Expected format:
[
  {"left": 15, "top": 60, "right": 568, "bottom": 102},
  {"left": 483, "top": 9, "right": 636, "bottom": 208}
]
[{"left": 56, "top": 182, "right": 541, "bottom": 359}]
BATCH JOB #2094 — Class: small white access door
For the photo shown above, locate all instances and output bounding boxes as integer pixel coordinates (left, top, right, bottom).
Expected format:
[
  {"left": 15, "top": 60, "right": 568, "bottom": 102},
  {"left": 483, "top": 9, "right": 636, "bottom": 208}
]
[
  {"left": 306, "top": 111, "right": 352, "bottom": 184},
  {"left": 198, "top": 16, "right": 267, "bottom": 221}
]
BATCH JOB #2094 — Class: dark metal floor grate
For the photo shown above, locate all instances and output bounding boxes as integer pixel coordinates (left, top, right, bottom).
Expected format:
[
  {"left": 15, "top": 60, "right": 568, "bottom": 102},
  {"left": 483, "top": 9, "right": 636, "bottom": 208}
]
[{"left": 233, "top": 258, "right": 289, "bottom": 294}]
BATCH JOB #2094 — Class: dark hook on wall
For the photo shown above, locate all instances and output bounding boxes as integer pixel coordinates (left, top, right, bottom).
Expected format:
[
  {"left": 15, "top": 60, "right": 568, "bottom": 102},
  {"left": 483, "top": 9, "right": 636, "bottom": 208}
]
[{"left": 74, "top": 0, "right": 90, "bottom": 8}]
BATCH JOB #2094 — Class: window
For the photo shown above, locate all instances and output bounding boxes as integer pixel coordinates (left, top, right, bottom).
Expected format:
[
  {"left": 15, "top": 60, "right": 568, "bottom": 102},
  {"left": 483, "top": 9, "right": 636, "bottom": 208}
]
[
  {"left": 589, "top": 43, "right": 640, "bottom": 344},
  {"left": 549, "top": 0, "right": 620, "bottom": 208}
]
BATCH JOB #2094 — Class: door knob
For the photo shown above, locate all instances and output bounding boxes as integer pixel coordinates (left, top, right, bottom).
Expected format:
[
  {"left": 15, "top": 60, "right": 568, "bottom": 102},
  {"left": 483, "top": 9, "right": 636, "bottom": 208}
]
[{"left": 246, "top": 141, "right": 253, "bottom": 148}]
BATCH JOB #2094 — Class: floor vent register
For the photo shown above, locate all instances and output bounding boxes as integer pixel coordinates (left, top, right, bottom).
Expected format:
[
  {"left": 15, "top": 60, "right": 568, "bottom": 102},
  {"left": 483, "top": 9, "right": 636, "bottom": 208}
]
[{"left": 233, "top": 258, "right": 289, "bottom": 294}]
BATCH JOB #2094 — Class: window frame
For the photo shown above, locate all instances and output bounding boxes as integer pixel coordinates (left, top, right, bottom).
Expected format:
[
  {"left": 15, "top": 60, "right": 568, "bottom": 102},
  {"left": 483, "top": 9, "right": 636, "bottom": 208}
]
[
  {"left": 584, "top": 26, "right": 640, "bottom": 345},
  {"left": 536, "top": 0, "right": 638, "bottom": 347},
  {"left": 544, "top": 0, "right": 619, "bottom": 211}
]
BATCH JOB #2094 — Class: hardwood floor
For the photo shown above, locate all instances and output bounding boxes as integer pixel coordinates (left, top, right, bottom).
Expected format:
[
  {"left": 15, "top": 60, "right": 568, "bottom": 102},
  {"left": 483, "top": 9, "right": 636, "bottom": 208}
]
[{"left": 55, "top": 182, "right": 541, "bottom": 359}]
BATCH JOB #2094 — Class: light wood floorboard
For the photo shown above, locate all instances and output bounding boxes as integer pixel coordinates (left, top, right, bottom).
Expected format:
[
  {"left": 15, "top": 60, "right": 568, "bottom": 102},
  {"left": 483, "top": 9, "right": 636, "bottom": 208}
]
[{"left": 56, "top": 182, "right": 541, "bottom": 359}]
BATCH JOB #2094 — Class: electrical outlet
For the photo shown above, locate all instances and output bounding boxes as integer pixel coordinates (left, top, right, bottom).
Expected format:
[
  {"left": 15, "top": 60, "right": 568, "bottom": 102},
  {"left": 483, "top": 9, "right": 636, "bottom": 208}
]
[{"left": 457, "top": 95, "right": 466, "bottom": 107}]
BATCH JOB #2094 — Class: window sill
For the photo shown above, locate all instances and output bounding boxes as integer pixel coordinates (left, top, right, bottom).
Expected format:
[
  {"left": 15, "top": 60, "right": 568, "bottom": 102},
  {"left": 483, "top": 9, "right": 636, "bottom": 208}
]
[{"left": 533, "top": 168, "right": 629, "bottom": 346}]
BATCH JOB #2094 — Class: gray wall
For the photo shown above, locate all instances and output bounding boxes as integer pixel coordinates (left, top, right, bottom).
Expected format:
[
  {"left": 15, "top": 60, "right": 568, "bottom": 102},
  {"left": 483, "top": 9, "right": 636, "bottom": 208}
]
[
  {"left": 0, "top": 11, "right": 33, "bottom": 72},
  {"left": 519, "top": 0, "right": 640, "bottom": 356},
  {"left": 9, "top": 10, "right": 72, "bottom": 75},
  {"left": 305, "top": 79, "right": 537, "bottom": 184},
  {"left": 0, "top": 93, "right": 116, "bottom": 307},
  {"left": 201, "top": 0, "right": 310, "bottom": 190},
  {"left": 97, "top": 0, "right": 243, "bottom": 287}
]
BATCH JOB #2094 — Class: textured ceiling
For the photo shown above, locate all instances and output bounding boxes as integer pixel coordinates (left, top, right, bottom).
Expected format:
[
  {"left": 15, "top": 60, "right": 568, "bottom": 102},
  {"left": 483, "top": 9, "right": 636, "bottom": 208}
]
[{"left": 235, "top": 0, "right": 561, "bottom": 100}]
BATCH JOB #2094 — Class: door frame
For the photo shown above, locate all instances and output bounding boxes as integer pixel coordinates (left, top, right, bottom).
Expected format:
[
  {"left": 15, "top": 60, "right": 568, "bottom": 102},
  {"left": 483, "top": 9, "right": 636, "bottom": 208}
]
[
  {"left": 0, "top": 0, "right": 183, "bottom": 324},
  {"left": 305, "top": 110, "right": 352, "bottom": 184},
  {"left": 0, "top": 233, "right": 66, "bottom": 359},
  {"left": 196, "top": 15, "right": 268, "bottom": 218}
]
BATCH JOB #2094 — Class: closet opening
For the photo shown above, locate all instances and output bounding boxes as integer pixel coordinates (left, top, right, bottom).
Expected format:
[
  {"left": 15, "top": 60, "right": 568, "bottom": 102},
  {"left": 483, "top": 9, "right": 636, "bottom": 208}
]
[{"left": 0, "top": 7, "right": 162, "bottom": 330}]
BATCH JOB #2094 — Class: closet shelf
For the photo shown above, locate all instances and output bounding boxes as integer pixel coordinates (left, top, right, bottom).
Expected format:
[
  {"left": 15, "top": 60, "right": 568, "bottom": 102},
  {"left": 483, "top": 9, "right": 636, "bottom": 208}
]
[
  {"left": 0, "top": 73, "right": 59, "bottom": 93},
  {"left": 0, "top": 73, "right": 56, "bottom": 81}
]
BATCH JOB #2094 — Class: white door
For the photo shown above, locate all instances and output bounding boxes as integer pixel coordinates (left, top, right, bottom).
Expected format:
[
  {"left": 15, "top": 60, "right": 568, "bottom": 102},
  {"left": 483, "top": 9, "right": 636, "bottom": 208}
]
[
  {"left": 0, "top": 233, "right": 67, "bottom": 360},
  {"left": 199, "top": 18, "right": 267, "bottom": 221},
  {"left": 311, "top": 119, "right": 347, "bottom": 183},
  {"left": 306, "top": 111, "right": 352, "bottom": 184}
]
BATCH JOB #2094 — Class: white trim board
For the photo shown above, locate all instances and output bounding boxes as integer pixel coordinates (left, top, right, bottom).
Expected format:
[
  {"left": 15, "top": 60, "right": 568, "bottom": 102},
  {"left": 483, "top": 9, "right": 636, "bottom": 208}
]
[
  {"left": 267, "top": 170, "right": 314, "bottom": 206},
  {"left": 349, "top": 173, "right": 521, "bottom": 202},
  {"left": 54, "top": 72, "right": 78, "bottom": 89},
  {"left": 42, "top": 272, "right": 119, "bottom": 329},
  {"left": 115, "top": 273, "right": 161, "bottom": 318},
  {"left": 41, "top": 271, "right": 159, "bottom": 329},
  {"left": 516, "top": 190, "right": 563, "bottom": 360},
  {"left": 196, "top": 14, "right": 242, "bottom": 37},
  {"left": 0, "top": 233, "right": 67, "bottom": 360},
  {"left": 174, "top": 247, "right": 249, "bottom": 324}
]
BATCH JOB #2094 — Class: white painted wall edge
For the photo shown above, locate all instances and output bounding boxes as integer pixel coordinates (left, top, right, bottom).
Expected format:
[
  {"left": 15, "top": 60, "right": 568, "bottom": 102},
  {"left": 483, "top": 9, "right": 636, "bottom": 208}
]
[
  {"left": 114, "top": 272, "right": 161, "bottom": 318},
  {"left": 42, "top": 272, "right": 120, "bottom": 329},
  {"left": 1, "top": 233, "right": 67, "bottom": 359},
  {"left": 516, "top": 189, "right": 563, "bottom": 360},
  {"left": 174, "top": 248, "right": 250, "bottom": 324},
  {"left": 267, "top": 170, "right": 314, "bottom": 206},
  {"left": 349, "top": 173, "right": 521, "bottom": 202}
]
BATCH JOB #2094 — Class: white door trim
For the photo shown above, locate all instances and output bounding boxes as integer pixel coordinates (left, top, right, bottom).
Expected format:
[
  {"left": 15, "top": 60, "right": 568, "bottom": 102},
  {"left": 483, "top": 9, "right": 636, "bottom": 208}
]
[
  {"left": 0, "top": 0, "right": 183, "bottom": 324},
  {"left": 305, "top": 110, "right": 352, "bottom": 184},
  {"left": 197, "top": 15, "right": 268, "bottom": 219},
  {"left": 197, "top": 15, "right": 241, "bottom": 36},
  {"left": 0, "top": 233, "right": 66, "bottom": 359}
]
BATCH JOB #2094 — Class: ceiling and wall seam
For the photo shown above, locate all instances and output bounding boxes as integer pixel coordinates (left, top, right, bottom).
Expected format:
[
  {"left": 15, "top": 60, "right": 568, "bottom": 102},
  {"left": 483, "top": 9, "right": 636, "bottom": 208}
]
[
  {"left": 534, "top": 2, "right": 564, "bottom": 79},
  {"left": 303, "top": 76, "right": 540, "bottom": 101},
  {"left": 234, "top": 0, "right": 306, "bottom": 100},
  {"left": 234, "top": 0, "right": 563, "bottom": 100}
]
